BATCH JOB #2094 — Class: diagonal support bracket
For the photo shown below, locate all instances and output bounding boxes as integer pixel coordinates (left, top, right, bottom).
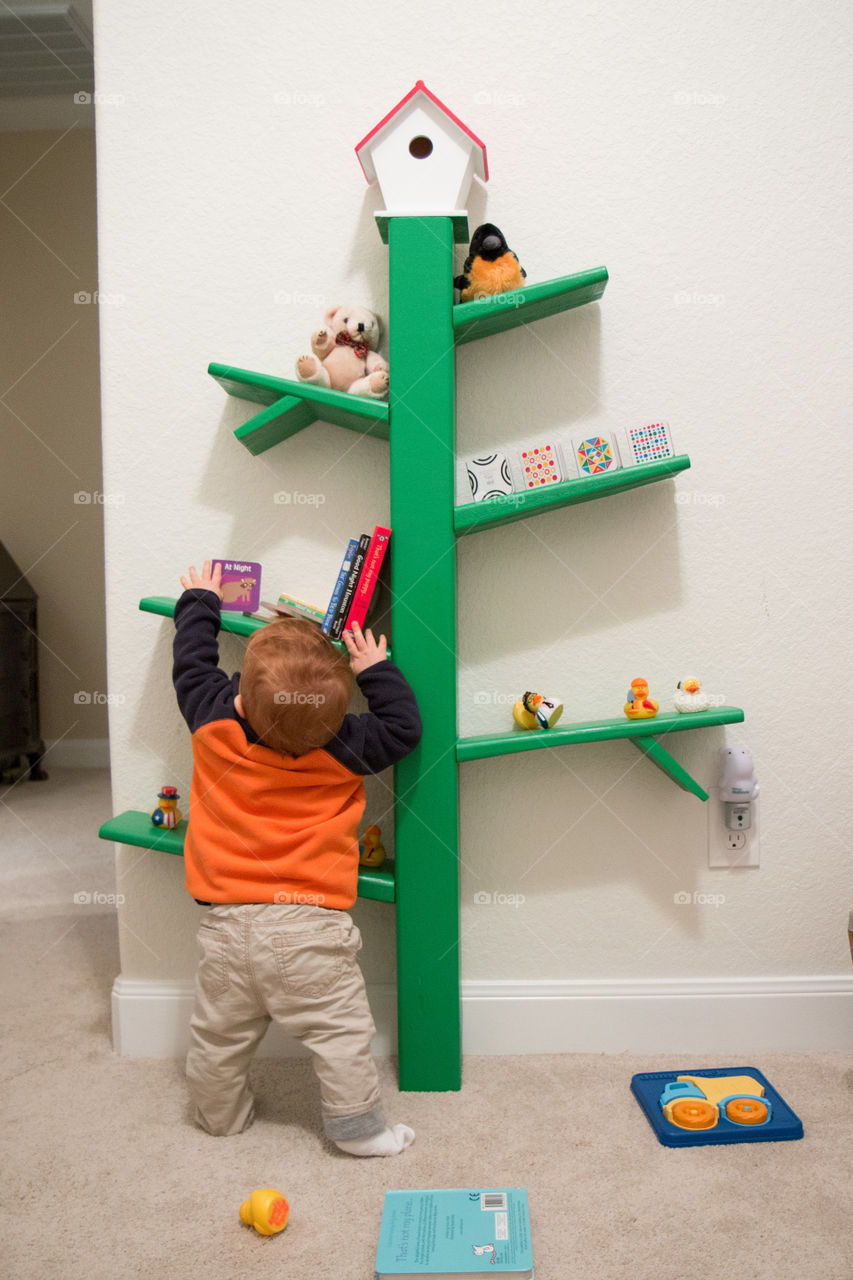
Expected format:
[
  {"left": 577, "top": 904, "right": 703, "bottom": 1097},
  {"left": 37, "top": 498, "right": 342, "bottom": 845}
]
[
  {"left": 209, "top": 363, "right": 390, "bottom": 454},
  {"left": 233, "top": 395, "right": 318, "bottom": 454},
  {"left": 630, "top": 735, "right": 710, "bottom": 800}
]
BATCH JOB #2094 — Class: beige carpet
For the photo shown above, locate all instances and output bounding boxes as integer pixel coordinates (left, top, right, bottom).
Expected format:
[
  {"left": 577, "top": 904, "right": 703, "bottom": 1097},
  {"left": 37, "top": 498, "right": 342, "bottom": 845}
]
[{"left": 2, "top": 769, "right": 852, "bottom": 1279}]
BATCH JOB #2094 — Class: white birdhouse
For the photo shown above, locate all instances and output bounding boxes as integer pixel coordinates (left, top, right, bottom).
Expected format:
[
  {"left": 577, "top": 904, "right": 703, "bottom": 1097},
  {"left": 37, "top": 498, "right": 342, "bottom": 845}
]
[{"left": 355, "top": 80, "right": 488, "bottom": 219}]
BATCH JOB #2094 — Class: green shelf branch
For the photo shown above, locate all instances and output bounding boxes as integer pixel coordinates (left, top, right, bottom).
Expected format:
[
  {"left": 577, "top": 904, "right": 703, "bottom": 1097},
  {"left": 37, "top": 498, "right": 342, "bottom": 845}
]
[
  {"left": 453, "top": 266, "right": 609, "bottom": 345},
  {"left": 137, "top": 597, "right": 374, "bottom": 655},
  {"left": 98, "top": 811, "right": 397, "bottom": 904},
  {"left": 455, "top": 455, "right": 692, "bottom": 535},
  {"left": 457, "top": 707, "right": 745, "bottom": 801},
  {"left": 140, "top": 596, "right": 267, "bottom": 637},
  {"left": 208, "top": 363, "right": 390, "bottom": 455}
]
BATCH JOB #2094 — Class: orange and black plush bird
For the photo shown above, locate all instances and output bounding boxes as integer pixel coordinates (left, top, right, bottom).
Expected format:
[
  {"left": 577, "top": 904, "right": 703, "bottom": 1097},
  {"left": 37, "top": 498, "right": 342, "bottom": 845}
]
[{"left": 454, "top": 223, "right": 527, "bottom": 301}]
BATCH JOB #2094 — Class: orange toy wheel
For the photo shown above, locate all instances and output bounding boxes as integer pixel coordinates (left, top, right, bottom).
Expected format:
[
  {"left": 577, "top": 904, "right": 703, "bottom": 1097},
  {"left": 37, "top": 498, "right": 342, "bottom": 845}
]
[
  {"left": 669, "top": 1098, "right": 718, "bottom": 1130},
  {"left": 725, "top": 1097, "right": 769, "bottom": 1125}
]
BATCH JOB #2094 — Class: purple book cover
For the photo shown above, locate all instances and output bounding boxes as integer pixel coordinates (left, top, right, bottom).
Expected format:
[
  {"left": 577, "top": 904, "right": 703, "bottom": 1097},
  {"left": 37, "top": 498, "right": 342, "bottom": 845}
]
[{"left": 212, "top": 560, "right": 262, "bottom": 612}]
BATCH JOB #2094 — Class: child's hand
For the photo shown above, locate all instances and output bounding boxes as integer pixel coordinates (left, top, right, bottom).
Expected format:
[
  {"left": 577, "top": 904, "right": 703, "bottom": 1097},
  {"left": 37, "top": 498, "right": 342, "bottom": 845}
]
[
  {"left": 343, "top": 621, "right": 387, "bottom": 674},
  {"left": 180, "top": 560, "right": 223, "bottom": 598}
]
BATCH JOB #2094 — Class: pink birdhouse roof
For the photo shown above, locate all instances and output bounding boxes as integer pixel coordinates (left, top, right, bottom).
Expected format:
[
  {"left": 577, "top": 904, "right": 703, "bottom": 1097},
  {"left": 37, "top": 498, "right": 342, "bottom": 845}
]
[{"left": 355, "top": 80, "right": 489, "bottom": 183}]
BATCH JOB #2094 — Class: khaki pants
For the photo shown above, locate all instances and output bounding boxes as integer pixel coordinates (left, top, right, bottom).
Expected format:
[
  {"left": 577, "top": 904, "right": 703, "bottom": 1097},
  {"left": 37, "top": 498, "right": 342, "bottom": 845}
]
[{"left": 186, "top": 902, "right": 385, "bottom": 1140}]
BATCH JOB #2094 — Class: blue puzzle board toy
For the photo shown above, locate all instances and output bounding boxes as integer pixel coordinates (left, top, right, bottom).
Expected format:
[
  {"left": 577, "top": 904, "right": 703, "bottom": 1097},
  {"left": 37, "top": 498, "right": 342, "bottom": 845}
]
[{"left": 631, "top": 1066, "right": 804, "bottom": 1148}]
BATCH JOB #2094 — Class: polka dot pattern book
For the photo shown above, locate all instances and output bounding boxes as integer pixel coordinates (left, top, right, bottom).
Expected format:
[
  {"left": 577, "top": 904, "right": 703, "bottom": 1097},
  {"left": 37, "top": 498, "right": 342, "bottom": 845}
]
[
  {"left": 520, "top": 442, "right": 562, "bottom": 487},
  {"left": 625, "top": 421, "right": 675, "bottom": 466}
]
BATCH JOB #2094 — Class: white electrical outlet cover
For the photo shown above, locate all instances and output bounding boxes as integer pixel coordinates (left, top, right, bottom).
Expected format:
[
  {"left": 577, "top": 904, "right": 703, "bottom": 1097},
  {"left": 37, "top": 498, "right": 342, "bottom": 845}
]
[{"left": 707, "top": 786, "right": 760, "bottom": 868}]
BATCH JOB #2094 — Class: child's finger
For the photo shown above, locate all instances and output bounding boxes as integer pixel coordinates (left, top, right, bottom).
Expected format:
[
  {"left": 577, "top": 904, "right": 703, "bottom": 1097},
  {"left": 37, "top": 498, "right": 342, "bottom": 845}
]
[
  {"left": 202, "top": 559, "right": 212, "bottom": 580},
  {"left": 211, "top": 561, "right": 222, "bottom": 584},
  {"left": 180, "top": 576, "right": 190, "bottom": 591}
]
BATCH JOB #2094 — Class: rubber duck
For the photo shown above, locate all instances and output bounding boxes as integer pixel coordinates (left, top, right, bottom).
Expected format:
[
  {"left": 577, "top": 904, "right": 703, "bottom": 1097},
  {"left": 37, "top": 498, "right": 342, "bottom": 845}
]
[
  {"left": 359, "top": 824, "right": 386, "bottom": 868},
  {"left": 674, "top": 677, "right": 711, "bottom": 714},
  {"left": 623, "top": 678, "right": 659, "bottom": 720},
  {"left": 150, "top": 785, "right": 182, "bottom": 828},
  {"left": 239, "top": 1188, "right": 289, "bottom": 1236},
  {"left": 512, "top": 691, "right": 564, "bottom": 731}
]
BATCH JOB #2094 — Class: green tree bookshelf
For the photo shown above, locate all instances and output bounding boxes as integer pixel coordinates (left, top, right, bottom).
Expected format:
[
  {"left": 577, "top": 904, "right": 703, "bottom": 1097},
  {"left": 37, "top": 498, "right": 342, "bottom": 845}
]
[{"left": 99, "top": 216, "right": 744, "bottom": 1091}]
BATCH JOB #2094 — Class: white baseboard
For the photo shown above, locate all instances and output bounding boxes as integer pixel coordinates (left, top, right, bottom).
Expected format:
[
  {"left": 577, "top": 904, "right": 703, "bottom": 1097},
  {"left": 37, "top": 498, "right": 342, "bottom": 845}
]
[
  {"left": 111, "top": 974, "right": 853, "bottom": 1059},
  {"left": 112, "top": 977, "right": 399, "bottom": 1059},
  {"left": 44, "top": 737, "right": 110, "bottom": 768}
]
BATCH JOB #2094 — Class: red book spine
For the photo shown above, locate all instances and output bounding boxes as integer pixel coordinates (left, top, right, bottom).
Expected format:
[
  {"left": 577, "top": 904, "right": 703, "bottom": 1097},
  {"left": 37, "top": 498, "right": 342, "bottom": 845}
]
[{"left": 345, "top": 526, "right": 391, "bottom": 631}]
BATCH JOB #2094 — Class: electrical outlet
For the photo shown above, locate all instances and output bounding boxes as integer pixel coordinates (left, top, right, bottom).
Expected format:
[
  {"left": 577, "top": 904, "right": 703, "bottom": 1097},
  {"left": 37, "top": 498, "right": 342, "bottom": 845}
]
[{"left": 708, "top": 787, "right": 760, "bottom": 868}]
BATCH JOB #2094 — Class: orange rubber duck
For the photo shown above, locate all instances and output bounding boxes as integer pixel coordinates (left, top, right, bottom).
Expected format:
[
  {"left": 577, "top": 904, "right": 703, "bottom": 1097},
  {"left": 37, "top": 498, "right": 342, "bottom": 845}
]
[{"left": 624, "top": 678, "right": 659, "bottom": 720}]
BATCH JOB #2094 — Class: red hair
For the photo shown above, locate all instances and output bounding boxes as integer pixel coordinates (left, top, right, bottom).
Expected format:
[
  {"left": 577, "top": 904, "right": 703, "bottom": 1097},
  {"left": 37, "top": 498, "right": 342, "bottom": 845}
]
[{"left": 239, "top": 617, "right": 353, "bottom": 756}]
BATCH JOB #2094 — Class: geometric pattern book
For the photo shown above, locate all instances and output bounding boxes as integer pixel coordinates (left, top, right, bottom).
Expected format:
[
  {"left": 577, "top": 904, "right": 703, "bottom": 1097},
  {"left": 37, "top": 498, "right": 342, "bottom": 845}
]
[{"left": 572, "top": 433, "right": 621, "bottom": 476}]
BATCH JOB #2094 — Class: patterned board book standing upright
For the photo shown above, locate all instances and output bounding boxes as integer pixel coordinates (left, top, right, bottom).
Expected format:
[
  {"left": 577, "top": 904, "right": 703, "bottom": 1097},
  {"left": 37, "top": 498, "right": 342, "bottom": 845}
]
[
  {"left": 571, "top": 433, "right": 621, "bottom": 477},
  {"left": 623, "top": 420, "right": 675, "bottom": 466},
  {"left": 465, "top": 453, "right": 515, "bottom": 502},
  {"left": 520, "top": 442, "right": 562, "bottom": 488}
]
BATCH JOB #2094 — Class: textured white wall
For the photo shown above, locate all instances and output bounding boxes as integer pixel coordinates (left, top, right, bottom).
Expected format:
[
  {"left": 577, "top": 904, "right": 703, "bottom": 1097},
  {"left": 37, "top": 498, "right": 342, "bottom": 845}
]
[{"left": 95, "top": 0, "right": 852, "bottom": 991}]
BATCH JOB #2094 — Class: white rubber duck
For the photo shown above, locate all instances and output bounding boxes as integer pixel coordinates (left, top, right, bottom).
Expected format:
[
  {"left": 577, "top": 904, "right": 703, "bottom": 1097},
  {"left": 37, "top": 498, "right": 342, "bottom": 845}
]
[{"left": 674, "top": 677, "right": 711, "bottom": 713}]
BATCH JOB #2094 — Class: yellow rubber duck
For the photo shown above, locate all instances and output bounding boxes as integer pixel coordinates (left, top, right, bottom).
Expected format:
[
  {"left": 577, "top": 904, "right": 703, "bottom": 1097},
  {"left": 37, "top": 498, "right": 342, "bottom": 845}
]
[
  {"left": 624, "top": 678, "right": 659, "bottom": 720},
  {"left": 239, "top": 1188, "right": 289, "bottom": 1236},
  {"left": 359, "top": 824, "right": 386, "bottom": 868},
  {"left": 512, "top": 691, "right": 564, "bottom": 731}
]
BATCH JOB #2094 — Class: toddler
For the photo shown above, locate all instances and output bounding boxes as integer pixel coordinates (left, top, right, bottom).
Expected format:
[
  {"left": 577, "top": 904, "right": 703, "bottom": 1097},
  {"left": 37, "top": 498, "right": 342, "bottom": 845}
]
[{"left": 173, "top": 560, "right": 421, "bottom": 1156}]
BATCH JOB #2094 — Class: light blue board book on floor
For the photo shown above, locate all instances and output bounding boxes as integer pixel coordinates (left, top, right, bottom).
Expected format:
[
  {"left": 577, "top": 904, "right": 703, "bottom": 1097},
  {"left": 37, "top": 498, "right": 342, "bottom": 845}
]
[{"left": 375, "top": 1188, "right": 533, "bottom": 1278}]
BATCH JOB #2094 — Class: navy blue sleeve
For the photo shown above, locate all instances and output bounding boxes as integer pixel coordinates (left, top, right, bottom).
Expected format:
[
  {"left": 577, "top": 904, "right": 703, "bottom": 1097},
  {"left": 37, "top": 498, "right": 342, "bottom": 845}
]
[
  {"left": 172, "top": 589, "right": 237, "bottom": 732},
  {"left": 325, "top": 659, "right": 422, "bottom": 776}
]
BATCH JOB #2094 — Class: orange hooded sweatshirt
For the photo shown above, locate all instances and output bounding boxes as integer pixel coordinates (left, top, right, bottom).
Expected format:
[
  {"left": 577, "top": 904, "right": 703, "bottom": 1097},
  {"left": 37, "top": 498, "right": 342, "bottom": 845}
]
[{"left": 172, "top": 590, "right": 422, "bottom": 907}]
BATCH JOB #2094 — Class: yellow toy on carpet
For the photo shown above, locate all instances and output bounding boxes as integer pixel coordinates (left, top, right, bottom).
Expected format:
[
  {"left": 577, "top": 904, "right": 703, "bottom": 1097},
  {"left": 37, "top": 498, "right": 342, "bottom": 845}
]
[{"left": 239, "top": 1188, "right": 289, "bottom": 1236}]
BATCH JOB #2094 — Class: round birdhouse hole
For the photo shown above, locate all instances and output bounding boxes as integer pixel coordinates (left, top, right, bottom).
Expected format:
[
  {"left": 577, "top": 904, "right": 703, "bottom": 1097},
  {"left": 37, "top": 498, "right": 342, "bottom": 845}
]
[{"left": 408, "top": 135, "right": 433, "bottom": 159}]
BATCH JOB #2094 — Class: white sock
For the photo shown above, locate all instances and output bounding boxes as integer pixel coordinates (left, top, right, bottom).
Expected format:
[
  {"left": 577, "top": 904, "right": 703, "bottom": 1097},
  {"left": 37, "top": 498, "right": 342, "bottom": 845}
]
[{"left": 335, "top": 1123, "right": 415, "bottom": 1157}]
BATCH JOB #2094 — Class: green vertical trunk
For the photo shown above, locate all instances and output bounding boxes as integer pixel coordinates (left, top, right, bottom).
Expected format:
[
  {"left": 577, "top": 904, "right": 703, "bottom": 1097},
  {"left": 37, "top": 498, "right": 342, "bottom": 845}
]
[{"left": 388, "top": 217, "right": 461, "bottom": 1090}]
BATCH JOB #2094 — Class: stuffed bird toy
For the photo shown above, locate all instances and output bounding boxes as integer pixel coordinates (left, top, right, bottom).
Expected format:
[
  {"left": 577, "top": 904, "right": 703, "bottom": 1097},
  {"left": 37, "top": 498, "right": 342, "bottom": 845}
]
[{"left": 454, "top": 223, "right": 526, "bottom": 301}]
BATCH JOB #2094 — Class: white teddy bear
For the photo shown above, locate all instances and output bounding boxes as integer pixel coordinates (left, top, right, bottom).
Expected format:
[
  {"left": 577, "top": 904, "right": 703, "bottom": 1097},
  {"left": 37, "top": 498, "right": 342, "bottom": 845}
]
[{"left": 296, "top": 304, "right": 389, "bottom": 399}]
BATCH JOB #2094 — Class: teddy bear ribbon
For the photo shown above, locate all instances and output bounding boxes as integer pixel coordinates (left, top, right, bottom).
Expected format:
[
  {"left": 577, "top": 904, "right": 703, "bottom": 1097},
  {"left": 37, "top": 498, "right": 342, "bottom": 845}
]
[{"left": 334, "top": 331, "right": 370, "bottom": 359}]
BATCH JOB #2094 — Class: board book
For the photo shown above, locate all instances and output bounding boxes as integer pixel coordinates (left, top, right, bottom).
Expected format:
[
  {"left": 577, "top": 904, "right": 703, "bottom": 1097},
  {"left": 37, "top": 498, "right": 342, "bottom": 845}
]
[
  {"left": 258, "top": 594, "right": 326, "bottom": 625},
  {"left": 375, "top": 1188, "right": 532, "bottom": 1278},
  {"left": 345, "top": 525, "right": 391, "bottom": 632},
  {"left": 212, "top": 560, "right": 261, "bottom": 612}
]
